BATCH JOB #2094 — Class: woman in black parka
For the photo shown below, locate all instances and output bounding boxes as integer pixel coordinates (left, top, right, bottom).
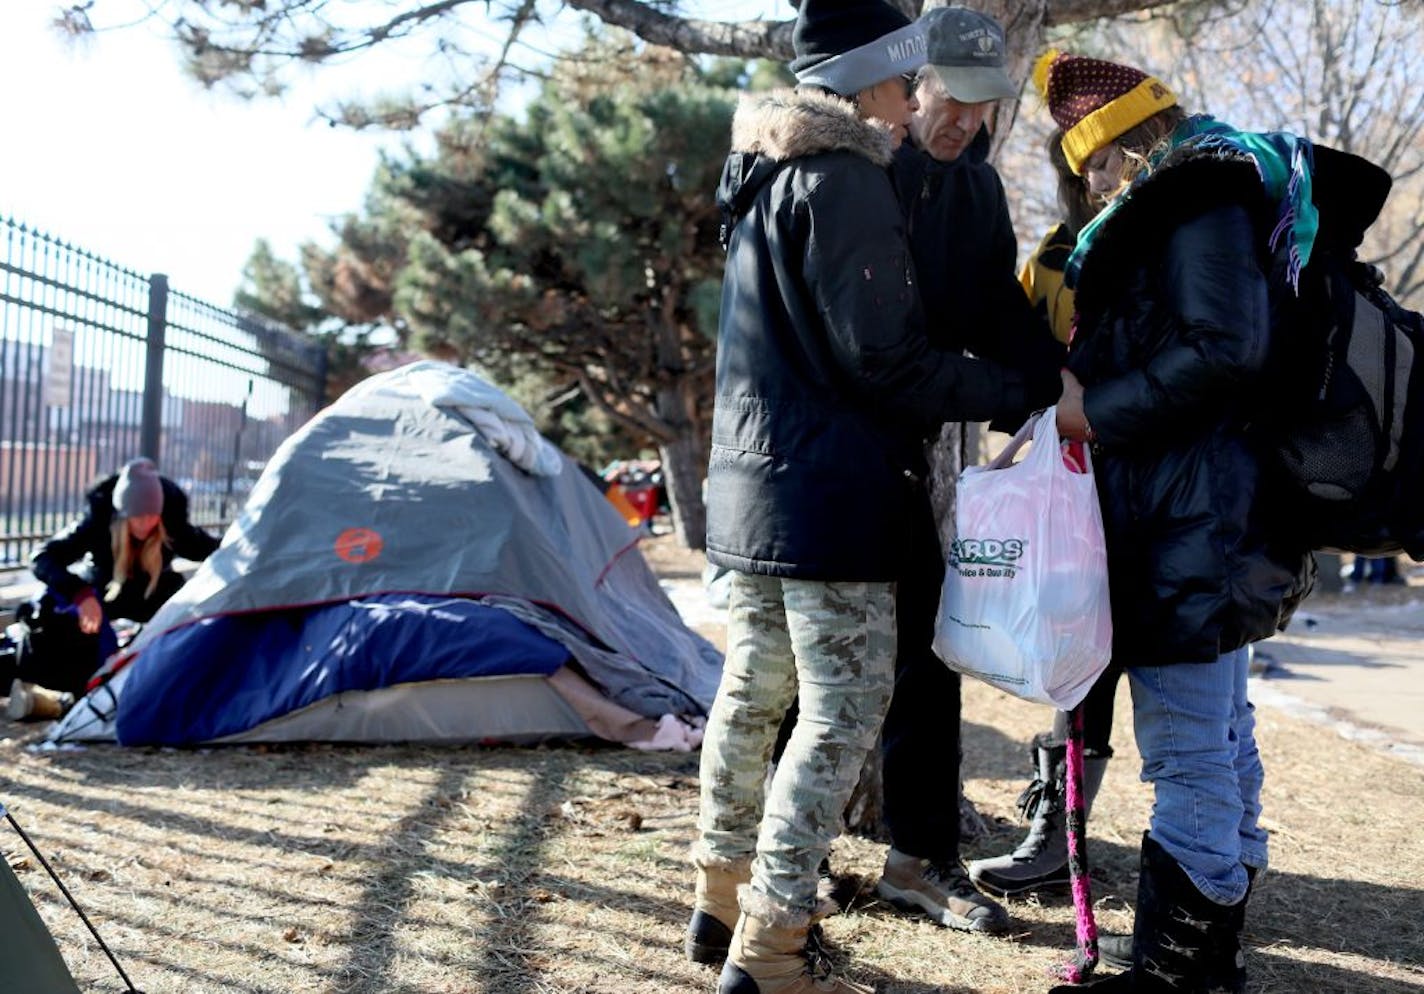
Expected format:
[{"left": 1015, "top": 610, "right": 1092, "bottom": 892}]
[
  {"left": 11, "top": 458, "right": 219, "bottom": 714},
  {"left": 1037, "top": 52, "right": 1315, "bottom": 993}
]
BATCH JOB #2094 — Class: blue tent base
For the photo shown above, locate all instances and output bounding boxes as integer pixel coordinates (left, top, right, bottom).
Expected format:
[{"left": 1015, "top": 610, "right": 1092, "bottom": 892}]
[{"left": 116, "top": 596, "right": 570, "bottom": 745}]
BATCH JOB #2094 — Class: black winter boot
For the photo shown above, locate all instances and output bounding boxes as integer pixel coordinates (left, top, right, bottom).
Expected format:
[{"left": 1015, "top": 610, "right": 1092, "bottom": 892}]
[
  {"left": 1097, "top": 932, "right": 1133, "bottom": 972},
  {"left": 1099, "top": 866, "right": 1255, "bottom": 992},
  {"left": 1206, "top": 878, "right": 1250, "bottom": 994},
  {"left": 968, "top": 734, "right": 1108, "bottom": 896},
  {"left": 1048, "top": 833, "right": 1244, "bottom": 992}
]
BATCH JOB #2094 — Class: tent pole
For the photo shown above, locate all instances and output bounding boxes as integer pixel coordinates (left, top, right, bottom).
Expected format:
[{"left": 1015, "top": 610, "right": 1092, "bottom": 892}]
[{"left": 2, "top": 804, "right": 145, "bottom": 993}]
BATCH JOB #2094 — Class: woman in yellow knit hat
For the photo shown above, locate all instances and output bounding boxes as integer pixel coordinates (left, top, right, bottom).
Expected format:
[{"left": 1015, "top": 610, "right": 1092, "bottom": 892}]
[{"left": 1033, "top": 51, "right": 1317, "bottom": 994}]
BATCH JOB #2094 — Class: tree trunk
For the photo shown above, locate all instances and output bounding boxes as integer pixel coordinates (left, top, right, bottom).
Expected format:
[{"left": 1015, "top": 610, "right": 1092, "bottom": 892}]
[
  {"left": 647, "top": 287, "right": 709, "bottom": 549},
  {"left": 657, "top": 425, "right": 707, "bottom": 551}
]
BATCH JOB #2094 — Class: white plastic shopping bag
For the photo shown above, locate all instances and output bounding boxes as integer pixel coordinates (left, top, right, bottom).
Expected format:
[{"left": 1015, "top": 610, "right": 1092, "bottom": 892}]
[{"left": 932, "top": 407, "right": 1112, "bottom": 709}]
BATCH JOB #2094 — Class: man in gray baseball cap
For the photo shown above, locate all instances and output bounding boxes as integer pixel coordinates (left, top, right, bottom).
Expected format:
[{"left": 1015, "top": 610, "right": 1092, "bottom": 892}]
[
  {"left": 922, "top": 4, "right": 1019, "bottom": 104},
  {"left": 876, "top": 4, "right": 1066, "bottom": 939},
  {"left": 913, "top": 5, "right": 1019, "bottom": 161}
]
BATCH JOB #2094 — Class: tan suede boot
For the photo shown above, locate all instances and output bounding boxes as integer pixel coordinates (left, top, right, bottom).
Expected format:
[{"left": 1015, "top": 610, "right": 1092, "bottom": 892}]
[
  {"left": 717, "top": 913, "right": 872, "bottom": 994},
  {"left": 686, "top": 861, "right": 750, "bottom": 963},
  {"left": 6, "top": 680, "right": 72, "bottom": 722}
]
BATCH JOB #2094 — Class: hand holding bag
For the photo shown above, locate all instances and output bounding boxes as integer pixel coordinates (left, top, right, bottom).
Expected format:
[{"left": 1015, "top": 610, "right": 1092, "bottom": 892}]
[{"left": 932, "top": 406, "right": 1112, "bottom": 709}]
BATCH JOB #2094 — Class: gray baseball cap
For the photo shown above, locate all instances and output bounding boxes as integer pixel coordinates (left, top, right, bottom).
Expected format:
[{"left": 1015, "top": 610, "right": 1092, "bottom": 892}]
[{"left": 921, "top": 6, "right": 1019, "bottom": 103}]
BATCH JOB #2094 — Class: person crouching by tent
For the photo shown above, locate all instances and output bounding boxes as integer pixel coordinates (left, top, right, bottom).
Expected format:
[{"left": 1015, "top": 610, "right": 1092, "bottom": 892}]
[{"left": 6, "top": 457, "right": 220, "bottom": 720}]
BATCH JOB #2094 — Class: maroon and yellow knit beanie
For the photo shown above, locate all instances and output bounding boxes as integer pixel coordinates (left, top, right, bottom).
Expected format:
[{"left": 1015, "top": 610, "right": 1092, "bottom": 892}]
[{"left": 1033, "top": 50, "right": 1177, "bottom": 175}]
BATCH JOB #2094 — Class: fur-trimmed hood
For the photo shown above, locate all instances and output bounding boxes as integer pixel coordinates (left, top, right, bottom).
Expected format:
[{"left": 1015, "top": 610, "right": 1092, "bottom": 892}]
[
  {"left": 717, "top": 88, "right": 895, "bottom": 247},
  {"left": 730, "top": 87, "right": 895, "bottom": 167}
]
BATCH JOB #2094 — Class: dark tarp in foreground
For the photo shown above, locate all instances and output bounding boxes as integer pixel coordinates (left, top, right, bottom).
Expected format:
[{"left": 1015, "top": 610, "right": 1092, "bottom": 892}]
[{"left": 0, "top": 822, "right": 82, "bottom": 993}]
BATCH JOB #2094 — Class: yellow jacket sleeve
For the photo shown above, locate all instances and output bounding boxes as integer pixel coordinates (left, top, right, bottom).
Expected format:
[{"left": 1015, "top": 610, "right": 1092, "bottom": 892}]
[{"left": 1019, "top": 223, "right": 1078, "bottom": 345}]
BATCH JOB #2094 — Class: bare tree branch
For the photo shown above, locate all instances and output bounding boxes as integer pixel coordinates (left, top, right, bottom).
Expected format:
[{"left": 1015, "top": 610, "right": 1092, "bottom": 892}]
[
  {"left": 1044, "top": 0, "right": 1182, "bottom": 23},
  {"left": 572, "top": 367, "right": 676, "bottom": 443},
  {"left": 561, "top": 0, "right": 795, "bottom": 59},
  {"left": 526, "top": 0, "right": 1186, "bottom": 62}
]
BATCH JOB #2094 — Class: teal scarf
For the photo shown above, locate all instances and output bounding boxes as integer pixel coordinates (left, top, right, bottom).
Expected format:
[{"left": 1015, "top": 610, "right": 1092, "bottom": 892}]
[{"left": 1064, "top": 114, "right": 1318, "bottom": 292}]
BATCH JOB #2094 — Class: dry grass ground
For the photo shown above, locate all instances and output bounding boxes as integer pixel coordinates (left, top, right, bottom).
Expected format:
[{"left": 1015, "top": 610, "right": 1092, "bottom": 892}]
[{"left": 2, "top": 536, "right": 1422, "bottom": 994}]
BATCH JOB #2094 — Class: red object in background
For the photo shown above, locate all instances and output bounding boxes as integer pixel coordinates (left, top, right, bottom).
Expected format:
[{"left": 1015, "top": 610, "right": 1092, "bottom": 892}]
[
  {"left": 601, "top": 459, "right": 666, "bottom": 525},
  {"left": 604, "top": 484, "right": 645, "bottom": 527},
  {"left": 622, "top": 486, "right": 659, "bottom": 523}
]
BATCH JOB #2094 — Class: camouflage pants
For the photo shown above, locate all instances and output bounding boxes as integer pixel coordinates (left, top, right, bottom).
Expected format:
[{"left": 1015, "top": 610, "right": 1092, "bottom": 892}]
[{"left": 696, "top": 571, "right": 896, "bottom": 917}]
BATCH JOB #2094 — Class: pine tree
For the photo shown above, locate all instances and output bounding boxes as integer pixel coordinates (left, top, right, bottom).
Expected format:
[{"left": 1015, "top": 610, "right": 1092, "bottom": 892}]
[{"left": 303, "top": 36, "right": 745, "bottom": 548}]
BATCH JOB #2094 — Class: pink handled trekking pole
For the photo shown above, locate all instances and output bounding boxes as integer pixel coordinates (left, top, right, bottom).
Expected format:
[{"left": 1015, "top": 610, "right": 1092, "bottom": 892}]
[{"left": 1055, "top": 702, "right": 1100, "bottom": 983}]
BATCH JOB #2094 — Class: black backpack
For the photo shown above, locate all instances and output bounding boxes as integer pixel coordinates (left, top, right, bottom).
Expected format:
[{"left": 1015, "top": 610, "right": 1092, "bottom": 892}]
[{"left": 1260, "top": 145, "right": 1424, "bottom": 558}]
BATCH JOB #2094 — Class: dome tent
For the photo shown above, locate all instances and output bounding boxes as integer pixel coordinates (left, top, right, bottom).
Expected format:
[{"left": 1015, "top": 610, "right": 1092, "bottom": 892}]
[{"left": 48, "top": 362, "right": 722, "bottom": 747}]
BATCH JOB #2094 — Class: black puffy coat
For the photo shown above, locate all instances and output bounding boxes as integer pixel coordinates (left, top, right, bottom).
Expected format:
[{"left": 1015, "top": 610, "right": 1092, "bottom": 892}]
[
  {"left": 1067, "top": 147, "right": 1314, "bottom": 665},
  {"left": 891, "top": 128, "right": 1065, "bottom": 380},
  {"left": 30, "top": 473, "right": 221, "bottom": 622},
  {"left": 706, "top": 89, "right": 1049, "bottom": 581}
]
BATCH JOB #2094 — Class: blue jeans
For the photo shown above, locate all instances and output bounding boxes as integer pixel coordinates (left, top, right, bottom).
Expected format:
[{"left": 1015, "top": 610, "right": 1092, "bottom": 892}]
[{"left": 1128, "top": 646, "right": 1266, "bottom": 905}]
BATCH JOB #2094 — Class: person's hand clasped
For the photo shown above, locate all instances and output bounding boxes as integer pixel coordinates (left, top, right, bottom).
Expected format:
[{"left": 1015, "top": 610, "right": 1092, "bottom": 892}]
[
  {"left": 76, "top": 591, "right": 103, "bottom": 635},
  {"left": 1055, "top": 368, "right": 1091, "bottom": 442}
]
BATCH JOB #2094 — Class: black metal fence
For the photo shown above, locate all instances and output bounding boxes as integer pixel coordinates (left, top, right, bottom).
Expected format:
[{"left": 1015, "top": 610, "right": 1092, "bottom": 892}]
[{"left": 0, "top": 216, "right": 327, "bottom": 569}]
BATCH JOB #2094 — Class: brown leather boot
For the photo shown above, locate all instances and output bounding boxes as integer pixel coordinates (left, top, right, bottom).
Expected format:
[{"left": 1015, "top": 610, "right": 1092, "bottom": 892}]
[
  {"left": 717, "top": 913, "right": 872, "bottom": 993},
  {"left": 686, "top": 861, "right": 750, "bottom": 964}
]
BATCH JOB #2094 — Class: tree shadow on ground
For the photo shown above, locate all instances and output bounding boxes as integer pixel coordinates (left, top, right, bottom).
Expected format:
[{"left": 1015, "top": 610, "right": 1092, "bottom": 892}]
[
  {"left": 1255, "top": 640, "right": 1411, "bottom": 677},
  {"left": 1247, "top": 946, "right": 1424, "bottom": 994},
  {"left": 23, "top": 730, "right": 696, "bottom": 792},
  {"left": 960, "top": 716, "right": 1045, "bottom": 782},
  {"left": 12, "top": 732, "right": 1420, "bottom": 992}
]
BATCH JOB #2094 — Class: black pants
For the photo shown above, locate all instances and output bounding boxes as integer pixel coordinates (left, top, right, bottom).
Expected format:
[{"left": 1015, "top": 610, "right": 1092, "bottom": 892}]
[
  {"left": 13, "top": 599, "right": 104, "bottom": 698},
  {"left": 15, "top": 572, "right": 185, "bottom": 698},
  {"left": 1049, "top": 662, "right": 1123, "bottom": 754},
  {"left": 880, "top": 511, "right": 960, "bottom": 862}
]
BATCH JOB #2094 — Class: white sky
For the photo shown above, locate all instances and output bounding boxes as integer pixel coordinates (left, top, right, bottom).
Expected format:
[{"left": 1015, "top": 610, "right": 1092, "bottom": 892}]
[
  {"left": 0, "top": 4, "right": 402, "bottom": 305},
  {"left": 0, "top": 1, "right": 785, "bottom": 308}
]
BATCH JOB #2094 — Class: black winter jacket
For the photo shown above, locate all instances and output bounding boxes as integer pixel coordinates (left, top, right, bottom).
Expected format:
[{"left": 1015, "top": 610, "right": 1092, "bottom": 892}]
[
  {"left": 706, "top": 90, "right": 1047, "bottom": 581},
  {"left": 1067, "top": 147, "right": 1314, "bottom": 665},
  {"left": 30, "top": 473, "right": 221, "bottom": 622},
  {"left": 891, "top": 129, "right": 1065, "bottom": 397}
]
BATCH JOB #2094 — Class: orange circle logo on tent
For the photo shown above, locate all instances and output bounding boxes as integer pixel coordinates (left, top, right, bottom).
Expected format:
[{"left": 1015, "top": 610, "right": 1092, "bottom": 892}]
[{"left": 334, "top": 527, "right": 383, "bottom": 564}]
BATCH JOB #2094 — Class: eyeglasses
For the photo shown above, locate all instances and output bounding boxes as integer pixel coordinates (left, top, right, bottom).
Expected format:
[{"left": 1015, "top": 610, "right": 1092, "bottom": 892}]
[{"left": 900, "top": 72, "right": 919, "bottom": 99}]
